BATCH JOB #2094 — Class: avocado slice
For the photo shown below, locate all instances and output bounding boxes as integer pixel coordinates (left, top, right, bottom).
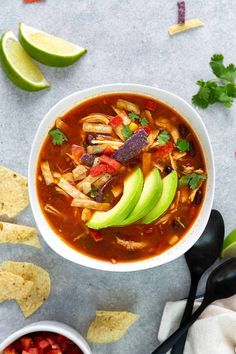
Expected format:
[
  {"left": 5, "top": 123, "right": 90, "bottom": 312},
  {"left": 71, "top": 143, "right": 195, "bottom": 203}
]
[
  {"left": 86, "top": 168, "right": 144, "bottom": 230},
  {"left": 119, "top": 168, "right": 163, "bottom": 226},
  {"left": 142, "top": 170, "right": 178, "bottom": 224}
]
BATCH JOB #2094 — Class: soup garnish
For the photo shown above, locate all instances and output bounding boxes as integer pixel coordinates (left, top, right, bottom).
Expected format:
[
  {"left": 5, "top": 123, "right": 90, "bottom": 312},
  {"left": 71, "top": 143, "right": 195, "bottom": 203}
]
[{"left": 37, "top": 93, "right": 207, "bottom": 263}]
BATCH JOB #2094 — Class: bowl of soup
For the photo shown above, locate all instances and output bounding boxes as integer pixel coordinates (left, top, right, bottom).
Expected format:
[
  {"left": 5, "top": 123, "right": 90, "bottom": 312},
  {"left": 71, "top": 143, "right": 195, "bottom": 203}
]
[
  {"left": 0, "top": 321, "right": 92, "bottom": 354},
  {"left": 28, "top": 84, "right": 214, "bottom": 271}
]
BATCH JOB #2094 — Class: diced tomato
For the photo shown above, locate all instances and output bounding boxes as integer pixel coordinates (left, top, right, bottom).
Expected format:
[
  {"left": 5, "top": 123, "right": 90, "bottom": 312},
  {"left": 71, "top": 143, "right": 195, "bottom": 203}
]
[
  {"left": 103, "top": 146, "right": 115, "bottom": 155},
  {"left": 88, "top": 228, "right": 103, "bottom": 242},
  {"left": 71, "top": 145, "right": 85, "bottom": 163},
  {"left": 99, "top": 155, "right": 121, "bottom": 171},
  {"left": 145, "top": 100, "right": 157, "bottom": 111},
  {"left": 38, "top": 339, "right": 50, "bottom": 350},
  {"left": 20, "top": 337, "right": 33, "bottom": 350},
  {"left": 90, "top": 163, "right": 108, "bottom": 177},
  {"left": 154, "top": 141, "right": 174, "bottom": 158},
  {"left": 3, "top": 347, "right": 17, "bottom": 354},
  {"left": 143, "top": 125, "right": 151, "bottom": 135},
  {"left": 109, "top": 115, "right": 123, "bottom": 128}
]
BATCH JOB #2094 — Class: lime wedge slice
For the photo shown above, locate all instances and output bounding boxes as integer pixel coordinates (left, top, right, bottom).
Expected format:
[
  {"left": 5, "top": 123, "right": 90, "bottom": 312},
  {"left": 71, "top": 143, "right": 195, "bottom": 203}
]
[
  {"left": 19, "top": 23, "right": 87, "bottom": 67},
  {"left": 221, "top": 229, "right": 236, "bottom": 258},
  {"left": 0, "top": 31, "right": 50, "bottom": 91}
]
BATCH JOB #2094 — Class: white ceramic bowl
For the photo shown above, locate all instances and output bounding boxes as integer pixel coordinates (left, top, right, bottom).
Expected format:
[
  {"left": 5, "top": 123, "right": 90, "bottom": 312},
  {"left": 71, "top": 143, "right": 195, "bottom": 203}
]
[
  {"left": 28, "top": 84, "right": 215, "bottom": 272},
  {"left": 0, "top": 321, "right": 92, "bottom": 354}
]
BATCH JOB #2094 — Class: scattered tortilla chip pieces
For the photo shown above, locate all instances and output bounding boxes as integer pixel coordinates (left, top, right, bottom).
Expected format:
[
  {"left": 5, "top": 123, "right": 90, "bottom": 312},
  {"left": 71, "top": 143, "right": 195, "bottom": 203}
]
[
  {"left": 0, "top": 222, "right": 40, "bottom": 248},
  {"left": 1, "top": 261, "right": 51, "bottom": 317},
  {"left": 87, "top": 310, "right": 139, "bottom": 344},
  {"left": 0, "top": 269, "right": 33, "bottom": 302},
  {"left": 168, "top": 19, "right": 204, "bottom": 35},
  {"left": 0, "top": 166, "right": 29, "bottom": 217}
]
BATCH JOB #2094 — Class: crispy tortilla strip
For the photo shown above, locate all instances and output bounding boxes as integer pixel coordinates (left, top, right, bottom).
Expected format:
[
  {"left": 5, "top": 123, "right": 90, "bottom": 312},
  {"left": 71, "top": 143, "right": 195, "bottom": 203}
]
[
  {"left": 0, "top": 222, "right": 40, "bottom": 248},
  {"left": 87, "top": 310, "right": 139, "bottom": 344},
  {"left": 116, "top": 99, "right": 140, "bottom": 115},
  {"left": 0, "top": 166, "right": 29, "bottom": 217},
  {"left": 0, "top": 269, "right": 33, "bottom": 302},
  {"left": 168, "top": 19, "right": 204, "bottom": 35},
  {"left": 58, "top": 178, "right": 90, "bottom": 200},
  {"left": 71, "top": 199, "right": 111, "bottom": 211},
  {"left": 40, "top": 161, "right": 54, "bottom": 186},
  {"left": 1, "top": 262, "right": 51, "bottom": 318}
]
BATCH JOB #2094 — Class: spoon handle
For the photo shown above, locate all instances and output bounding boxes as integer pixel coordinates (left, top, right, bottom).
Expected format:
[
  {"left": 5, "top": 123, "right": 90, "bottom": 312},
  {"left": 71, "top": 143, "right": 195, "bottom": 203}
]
[
  {"left": 170, "top": 278, "right": 199, "bottom": 354},
  {"left": 151, "top": 300, "right": 209, "bottom": 354}
]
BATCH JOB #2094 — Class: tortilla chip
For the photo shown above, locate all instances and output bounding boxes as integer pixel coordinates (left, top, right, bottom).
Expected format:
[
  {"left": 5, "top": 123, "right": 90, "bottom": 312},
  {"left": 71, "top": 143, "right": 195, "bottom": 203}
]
[
  {"left": 1, "top": 261, "right": 51, "bottom": 317},
  {"left": 168, "top": 19, "right": 204, "bottom": 35},
  {"left": 0, "top": 222, "right": 40, "bottom": 248},
  {"left": 0, "top": 166, "right": 29, "bottom": 217},
  {"left": 0, "top": 269, "right": 33, "bottom": 302},
  {"left": 87, "top": 310, "right": 140, "bottom": 344}
]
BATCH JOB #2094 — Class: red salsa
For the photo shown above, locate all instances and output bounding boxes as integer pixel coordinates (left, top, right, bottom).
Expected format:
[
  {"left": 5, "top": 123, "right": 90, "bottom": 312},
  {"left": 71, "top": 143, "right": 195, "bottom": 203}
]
[
  {"left": 4, "top": 332, "right": 83, "bottom": 354},
  {"left": 36, "top": 93, "right": 207, "bottom": 263}
]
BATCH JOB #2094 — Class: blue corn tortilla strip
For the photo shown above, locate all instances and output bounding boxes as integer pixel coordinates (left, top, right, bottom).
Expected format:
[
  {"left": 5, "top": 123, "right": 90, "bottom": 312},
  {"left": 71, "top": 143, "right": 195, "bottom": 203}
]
[
  {"left": 177, "top": 1, "right": 185, "bottom": 24},
  {"left": 112, "top": 129, "right": 148, "bottom": 163},
  {"left": 81, "top": 153, "right": 96, "bottom": 166}
]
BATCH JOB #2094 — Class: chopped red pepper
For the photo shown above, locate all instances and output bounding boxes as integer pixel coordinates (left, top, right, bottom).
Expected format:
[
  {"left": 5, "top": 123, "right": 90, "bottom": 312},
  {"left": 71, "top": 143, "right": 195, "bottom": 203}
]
[
  {"left": 71, "top": 145, "right": 84, "bottom": 163},
  {"left": 109, "top": 115, "right": 123, "bottom": 128},
  {"left": 103, "top": 146, "right": 115, "bottom": 155},
  {"left": 90, "top": 163, "right": 108, "bottom": 177},
  {"left": 88, "top": 228, "right": 103, "bottom": 242},
  {"left": 154, "top": 141, "right": 174, "bottom": 158},
  {"left": 99, "top": 155, "right": 121, "bottom": 171},
  {"left": 144, "top": 100, "right": 157, "bottom": 111}
]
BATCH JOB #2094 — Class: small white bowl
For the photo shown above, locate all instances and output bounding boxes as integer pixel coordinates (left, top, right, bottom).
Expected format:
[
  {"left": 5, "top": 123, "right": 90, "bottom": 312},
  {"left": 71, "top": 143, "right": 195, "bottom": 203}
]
[
  {"left": 28, "top": 83, "right": 215, "bottom": 272},
  {"left": 0, "top": 321, "right": 92, "bottom": 354}
]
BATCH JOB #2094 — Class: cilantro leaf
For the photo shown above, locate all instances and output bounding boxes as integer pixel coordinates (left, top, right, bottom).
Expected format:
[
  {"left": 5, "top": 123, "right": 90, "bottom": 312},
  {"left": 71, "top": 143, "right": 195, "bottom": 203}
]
[
  {"left": 176, "top": 139, "right": 190, "bottom": 152},
  {"left": 89, "top": 186, "right": 98, "bottom": 198},
  {"left": 192, "top": 54, "right": 236, "bottom": 109},
  {"left": 158, "top": 130, "right": 170, "bottom": 145},
  {"left": 140, "top": 117, "right": 148, "bottom": 126},
  {"left": 49, "top": 128, "right": 68, "bottom": 145},
  {"left": 210, "top": 54, "right": 225, "bottom": 79},
  {"left": 179, "top": 173, "right": 207, "bottom": 190},
  {"left": 128, "top": 112, "right": 148, "bottom": 126},
  {"left": 121, "top": 125, "right": 133, "bottom": 139}
]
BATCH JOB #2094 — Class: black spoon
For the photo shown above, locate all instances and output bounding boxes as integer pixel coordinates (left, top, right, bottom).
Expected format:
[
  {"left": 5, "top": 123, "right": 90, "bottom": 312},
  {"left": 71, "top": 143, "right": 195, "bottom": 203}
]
[
  {"left": 171, "top": 209, "right": 225, "bottom": 354},
  {"left": 152, "top": 257, "right": 236, "bottom": 354}
]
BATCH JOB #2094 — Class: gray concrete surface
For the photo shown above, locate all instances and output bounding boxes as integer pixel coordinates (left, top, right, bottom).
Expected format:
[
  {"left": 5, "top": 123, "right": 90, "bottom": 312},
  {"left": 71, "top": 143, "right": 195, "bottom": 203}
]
[{"left": 0, "top": 0, "right": 236, "bottom": 353}]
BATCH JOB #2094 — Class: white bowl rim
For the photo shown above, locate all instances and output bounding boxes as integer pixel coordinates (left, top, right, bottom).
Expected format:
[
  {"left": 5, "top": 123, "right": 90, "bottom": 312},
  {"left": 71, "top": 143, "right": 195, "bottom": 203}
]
[
  {"left": 0, "top": 320, "right": 92, "bottom": 354},
  {"left": 28, "top": 83, "right": 215, "bottom": 272}
]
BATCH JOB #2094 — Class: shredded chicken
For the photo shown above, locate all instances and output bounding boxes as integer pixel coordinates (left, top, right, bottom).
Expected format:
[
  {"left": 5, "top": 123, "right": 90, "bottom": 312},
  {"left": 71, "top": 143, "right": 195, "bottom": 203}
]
[
  {"left": 58, "top": 178, "right": 90, "bottom": 200},
  {"left": 180, "top": 187, "right": 190, "bottom": 203},
  {"left": 44, "top": 204, "right": 64, "bottom": 217},
  {"left": 169, "top": 153, "right": 177, "bottom": 171},
  {"left": 116, "top": 236, "right": 147, "bottom": 251},
  {"left": 156, "top": 117, "right": 180, "bottom": 143},
  {"left": 80, "top": 114, "right": 110, "bottom": 125},
  {"left": 172, "top": 151, "right": 186, "bottom": 160},
  {"left": 116, "top": 99, "right": 140, "bottom": 115},
  {"left": 82, "top": 122, "right": 112, "bottom": 134},
  {"left": 189, "top": 181, "right": 203, "bottom": 202},
  {"left": 111, "top": 106, "right": 131, "bottom": 125},
  {"left": 155, "top": 213, "right": 172, "bottom": 225},
  {"left": 143, "top": 110, "right": 154, "bottom": 126},
  {"left": 153, "top": 162, "right": 164, "bottom": 173},
  {"left": 55, "top": 117, "right": 69, "bottom": 132}
]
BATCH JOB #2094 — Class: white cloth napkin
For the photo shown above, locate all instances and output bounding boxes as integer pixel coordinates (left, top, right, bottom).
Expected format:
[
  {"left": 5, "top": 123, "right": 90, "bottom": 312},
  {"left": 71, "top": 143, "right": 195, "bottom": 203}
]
[{"left": 158, "top": 295, "right": 236, "bottom": 354}]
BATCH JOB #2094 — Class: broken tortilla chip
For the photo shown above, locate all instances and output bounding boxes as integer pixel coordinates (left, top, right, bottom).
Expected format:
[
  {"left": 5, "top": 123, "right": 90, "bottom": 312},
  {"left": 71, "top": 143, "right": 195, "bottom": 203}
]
[
  {"left": 0, "top": 222, "right": 40, "bottom": 248},
  {"left": 87, "top": 310, "right": 139, "bottom": 344},
  {"left": 1, "top": 261, "right": 51, "bottom": 317},
  {"left": 0, "top": 269, "right": 33, "bottom": 302},
  {"left": 168, "top": 19, "right": 204, "bottom": 35},
  {"left": 0, "top": 166, "right": 29, "bottom": 217}
]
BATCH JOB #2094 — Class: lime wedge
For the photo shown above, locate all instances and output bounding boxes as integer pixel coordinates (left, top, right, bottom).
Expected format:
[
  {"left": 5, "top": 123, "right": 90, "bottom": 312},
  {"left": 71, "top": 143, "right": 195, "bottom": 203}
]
[
  {"left": 19, "top": 23, "right": 87, "bottom": 67},
  {"left": 221, "top": 229, "right": 236, "bottom": 258},
  {"left": 0, "top": 31, "right": 50, "bottom": 91}
]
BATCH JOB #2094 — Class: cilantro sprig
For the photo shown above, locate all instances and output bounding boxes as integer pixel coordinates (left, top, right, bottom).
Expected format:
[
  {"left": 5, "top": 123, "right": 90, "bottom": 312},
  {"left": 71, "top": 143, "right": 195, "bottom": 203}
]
[
  {"left": 157, "top": 130, "right": 170, "bottom": 145},
  {"left": 192, "top": 54, "right": 236, "bottom": 108},
  {"left": 179, "top": 173, "right": 207, "bottom": 190},
  {"left": 49, "top": 128, "right": 68, "bottom": 145},
  {"left": 176, "top": 139, "right": 190, "bottom": 152},
  {"left": 128, "top": 113, "right": 148, "bottom": 127},
  {"left": 121, "top": 125, "right": 133, "bottom": 139}
]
